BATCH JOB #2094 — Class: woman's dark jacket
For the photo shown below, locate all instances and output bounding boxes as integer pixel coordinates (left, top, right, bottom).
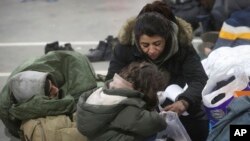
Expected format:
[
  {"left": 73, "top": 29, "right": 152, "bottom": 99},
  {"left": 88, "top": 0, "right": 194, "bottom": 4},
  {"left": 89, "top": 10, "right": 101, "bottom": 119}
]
[{"left": 106, "top": 16, "right": 208, "bottom": 119}]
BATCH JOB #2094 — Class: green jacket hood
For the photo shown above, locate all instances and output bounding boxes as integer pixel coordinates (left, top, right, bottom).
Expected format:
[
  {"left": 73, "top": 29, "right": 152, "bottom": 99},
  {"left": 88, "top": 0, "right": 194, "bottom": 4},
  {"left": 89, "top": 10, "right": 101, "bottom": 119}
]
[{"left": 0, "top": 51, "right": 97, "bottom": 137}]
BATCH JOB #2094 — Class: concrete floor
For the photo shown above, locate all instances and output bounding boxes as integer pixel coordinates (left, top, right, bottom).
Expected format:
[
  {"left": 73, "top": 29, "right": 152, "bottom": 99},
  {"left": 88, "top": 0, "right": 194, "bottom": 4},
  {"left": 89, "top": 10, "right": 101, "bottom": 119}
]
[
  {"left": 0, "top": 0, "right": 153, "bottom": 140},
  {"left": 0, "top": 0, "right": 156, "bottom": 91}
]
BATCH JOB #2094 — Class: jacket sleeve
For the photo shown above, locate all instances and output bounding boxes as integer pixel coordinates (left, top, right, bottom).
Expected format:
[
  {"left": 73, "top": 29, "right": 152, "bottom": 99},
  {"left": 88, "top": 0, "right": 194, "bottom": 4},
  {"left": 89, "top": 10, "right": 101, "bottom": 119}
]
[
  {"left": 105, "top": 44, "right": 133, "bottom": 81},
  {"left": 111, "top": 106, "right": 166, "bottom": 137},
  {"left": 177, "top": 46, "right": 208, "bottom": 113},
  {"left": 9, "top": 95, "right": 76, "bottom": 120}
]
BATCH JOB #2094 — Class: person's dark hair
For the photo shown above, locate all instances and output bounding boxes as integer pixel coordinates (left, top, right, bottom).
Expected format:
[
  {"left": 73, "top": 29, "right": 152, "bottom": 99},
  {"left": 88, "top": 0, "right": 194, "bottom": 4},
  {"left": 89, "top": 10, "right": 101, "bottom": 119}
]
[
  {"left": 44, "top": 75, "right": 57, "bottom": 97},
  {"left": 138, "top": 1, "right": 193, "bottom": 48},
  {"left": 135, "top": 1, "right": 177, "bottom": 43},
  {"left": 138, "top": 1, "right": 177, "bottom": 24},
  {"left": 44, "top": 79, "right": 50, "bottom": 96},
  {"left": 134, "top": 12, "right": 176, "bottom": 62},
  {"left": 119, "top": 61, "right": 167, "bottom": 110},
  {"left": 134, "top": 12, "right": 173, "bottom": 45}
]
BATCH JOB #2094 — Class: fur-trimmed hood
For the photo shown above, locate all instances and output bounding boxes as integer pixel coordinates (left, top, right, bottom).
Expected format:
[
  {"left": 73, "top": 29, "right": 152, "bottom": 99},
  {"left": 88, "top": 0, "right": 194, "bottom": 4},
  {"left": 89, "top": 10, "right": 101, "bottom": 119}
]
[{"left": 117, "top": 16, "right": 193, "bottom": 46}]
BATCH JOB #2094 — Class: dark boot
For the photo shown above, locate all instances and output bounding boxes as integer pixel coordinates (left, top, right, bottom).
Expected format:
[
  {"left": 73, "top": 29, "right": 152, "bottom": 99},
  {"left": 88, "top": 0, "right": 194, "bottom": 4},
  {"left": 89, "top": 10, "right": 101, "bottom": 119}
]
[
  {"left": 86, "top": 35, "right": 119, "bottom": 62},
  {"left": 103, "top": 36, "right": 119, "bottom": 61},
  {"left": 45, "top": 41, "right": 60, "bottom": 54},
  {"left": 64, "top": 43, "right": 74, "bottom": 51},
  {"left": 86, "top": 41, "right": 108, "bottom": 62},
  {"left": 45, "top": 41, "right": 74, "bottom": 54}
]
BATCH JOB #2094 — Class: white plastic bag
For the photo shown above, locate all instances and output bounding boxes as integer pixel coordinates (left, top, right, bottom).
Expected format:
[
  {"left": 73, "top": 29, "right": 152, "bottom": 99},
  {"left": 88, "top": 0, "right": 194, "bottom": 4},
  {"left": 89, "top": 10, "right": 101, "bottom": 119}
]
[
  {"left": 155, "top": 111, "right": 191, "bottom": 141},
  {"left": 202, "top": 66, "right": 248, "bottom": 108},
  {"left": 202, "top": 65, "right": 249, "bottom": 127},
  {"left": 202, "top": 45, "right": 250, "bottom": 77}
]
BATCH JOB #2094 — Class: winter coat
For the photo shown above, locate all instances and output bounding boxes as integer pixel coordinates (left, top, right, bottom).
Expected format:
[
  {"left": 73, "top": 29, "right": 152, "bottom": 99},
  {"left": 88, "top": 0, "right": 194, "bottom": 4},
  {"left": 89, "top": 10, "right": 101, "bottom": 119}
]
[
  {"left": 0, "top": 51, "right": 97, "bottom": 137},
  {"left": 207, "top": 96, "right": 250, "bottom": 141},
  {"left": 106, "top": 16, "right": 208, "bottom": 119},
  {"left": 77, "top": 82, "right": 166, "bottom": 141}
]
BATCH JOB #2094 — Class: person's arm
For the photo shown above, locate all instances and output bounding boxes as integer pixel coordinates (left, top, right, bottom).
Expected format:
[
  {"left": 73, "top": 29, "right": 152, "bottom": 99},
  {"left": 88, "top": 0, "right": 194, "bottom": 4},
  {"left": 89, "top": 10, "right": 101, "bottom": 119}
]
[
  {"left": 178, "top": 46, "right": 208, "bottom": 112},
  {"left": 164, "top": 46, "right": 208, "bottom": 115},
  {"left": 9, "top": 95, "right": 76, "bottom": 120},
  {"left": 111, "top": 106, "right": 167, "bottom": 137}
]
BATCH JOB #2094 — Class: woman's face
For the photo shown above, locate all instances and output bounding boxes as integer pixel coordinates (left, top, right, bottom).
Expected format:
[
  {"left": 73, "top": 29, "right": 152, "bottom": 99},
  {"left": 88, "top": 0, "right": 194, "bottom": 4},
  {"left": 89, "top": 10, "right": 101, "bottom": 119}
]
[{"left": 139, "top": 34, "right": 166, "bottom": 60}]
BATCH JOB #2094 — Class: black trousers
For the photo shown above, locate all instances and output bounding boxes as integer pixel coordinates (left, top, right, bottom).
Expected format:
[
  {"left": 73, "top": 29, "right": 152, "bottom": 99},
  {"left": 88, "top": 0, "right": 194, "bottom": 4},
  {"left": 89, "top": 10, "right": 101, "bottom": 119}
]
[{"left": 180, "top": 116, "right": 209, "bottom": 141}]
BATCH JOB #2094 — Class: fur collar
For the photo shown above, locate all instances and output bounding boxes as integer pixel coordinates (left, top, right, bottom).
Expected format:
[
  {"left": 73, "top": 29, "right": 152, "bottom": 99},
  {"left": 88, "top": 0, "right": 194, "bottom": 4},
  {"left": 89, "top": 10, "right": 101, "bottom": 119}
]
[{"left": 117, "top": 16, "right": 193, "bottom": 46}]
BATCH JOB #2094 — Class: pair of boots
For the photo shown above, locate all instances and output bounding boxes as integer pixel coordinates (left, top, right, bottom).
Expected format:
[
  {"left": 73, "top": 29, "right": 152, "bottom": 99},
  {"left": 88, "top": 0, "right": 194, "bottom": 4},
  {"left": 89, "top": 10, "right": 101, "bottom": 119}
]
[
  {"left": 44, "top": 35, "right": 118, "bottom": 62},
  {"left": 44, "top": 41, "right": 74, "bottom": 54},
  {"left": 86, "top": 35, "right": 119, "bottom": 62}
]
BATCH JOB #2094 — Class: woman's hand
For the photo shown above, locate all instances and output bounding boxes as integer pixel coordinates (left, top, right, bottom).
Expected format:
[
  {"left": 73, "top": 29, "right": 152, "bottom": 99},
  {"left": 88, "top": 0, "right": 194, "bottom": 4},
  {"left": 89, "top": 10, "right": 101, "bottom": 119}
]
[{"left": 163, "top": 100, "right": 189, "bottom": 116}]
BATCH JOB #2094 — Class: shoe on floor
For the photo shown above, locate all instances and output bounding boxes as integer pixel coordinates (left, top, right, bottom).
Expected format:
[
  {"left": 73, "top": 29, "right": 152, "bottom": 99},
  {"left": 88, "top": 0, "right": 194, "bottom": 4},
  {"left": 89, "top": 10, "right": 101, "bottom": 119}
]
[
  {"left": 45, "top": 41, "right": 74, "bottom": 54},
  {"left": 86, "top": 35, "right": 118, "bottom": 62}
]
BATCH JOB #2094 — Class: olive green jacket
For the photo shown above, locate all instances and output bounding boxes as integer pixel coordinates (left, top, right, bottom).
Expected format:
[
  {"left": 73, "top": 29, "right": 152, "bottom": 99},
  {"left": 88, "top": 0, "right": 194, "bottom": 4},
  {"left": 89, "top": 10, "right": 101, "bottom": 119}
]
[
  {"left": 0, "top": 51, "right": 97, "bottom": 136},
  {"left": 77, "top": 83, "right": 166, "bottom": 141}
]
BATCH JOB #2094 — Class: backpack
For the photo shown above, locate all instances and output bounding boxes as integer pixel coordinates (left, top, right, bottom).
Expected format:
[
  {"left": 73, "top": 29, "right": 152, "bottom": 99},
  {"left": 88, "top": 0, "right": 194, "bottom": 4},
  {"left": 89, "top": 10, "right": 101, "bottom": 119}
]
[{"left": 20, "top": 115, "right": 88, "bottom": 141}]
